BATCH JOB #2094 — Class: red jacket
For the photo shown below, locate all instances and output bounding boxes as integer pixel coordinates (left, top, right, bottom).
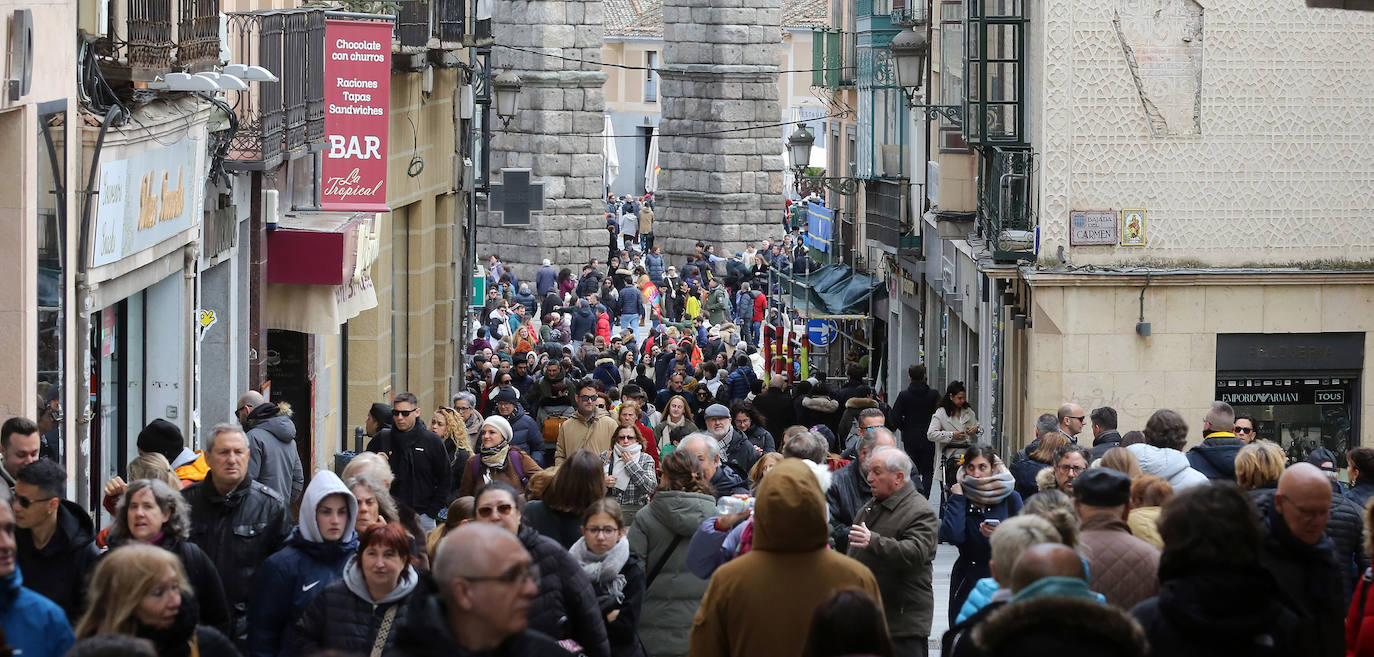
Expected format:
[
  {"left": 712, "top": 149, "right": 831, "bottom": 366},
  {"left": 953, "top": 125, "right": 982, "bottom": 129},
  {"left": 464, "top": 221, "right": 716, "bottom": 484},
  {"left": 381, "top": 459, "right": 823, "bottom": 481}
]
[
  {"left": 1347, "top": 570, "right": 1374, "bottom": 656},
  {"left": 596, "top": 311, "right": 611, "bottom": 341},
  {"left": 752, "top": 292, "right": 766, "bottom": 321}
]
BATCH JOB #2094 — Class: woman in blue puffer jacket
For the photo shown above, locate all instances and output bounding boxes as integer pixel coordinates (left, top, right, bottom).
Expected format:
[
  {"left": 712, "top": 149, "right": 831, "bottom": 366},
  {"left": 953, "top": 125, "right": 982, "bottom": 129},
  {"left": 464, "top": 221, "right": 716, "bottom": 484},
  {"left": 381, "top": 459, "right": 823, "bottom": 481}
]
[
  {"left": 247, "top": 471, "right": 359, "bottom": 657},
  {"left": 938, "top": 444, "right": 1022, "bottom": 625}
]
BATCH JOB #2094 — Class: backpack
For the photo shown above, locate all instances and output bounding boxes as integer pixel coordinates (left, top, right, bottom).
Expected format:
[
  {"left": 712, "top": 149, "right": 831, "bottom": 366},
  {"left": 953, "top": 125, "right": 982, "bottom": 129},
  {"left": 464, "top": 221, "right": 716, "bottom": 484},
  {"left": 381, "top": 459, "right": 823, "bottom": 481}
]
[{"left": 542, "top": 415, "right": 570, "bottom": 444}]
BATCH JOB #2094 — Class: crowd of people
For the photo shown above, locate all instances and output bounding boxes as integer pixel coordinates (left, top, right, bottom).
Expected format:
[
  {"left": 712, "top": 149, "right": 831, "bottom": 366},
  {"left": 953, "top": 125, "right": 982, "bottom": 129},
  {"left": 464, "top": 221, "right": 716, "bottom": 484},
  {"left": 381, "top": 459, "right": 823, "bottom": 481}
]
[{"left": 1, "top": 221, "right": 1373, "bottom": 657}]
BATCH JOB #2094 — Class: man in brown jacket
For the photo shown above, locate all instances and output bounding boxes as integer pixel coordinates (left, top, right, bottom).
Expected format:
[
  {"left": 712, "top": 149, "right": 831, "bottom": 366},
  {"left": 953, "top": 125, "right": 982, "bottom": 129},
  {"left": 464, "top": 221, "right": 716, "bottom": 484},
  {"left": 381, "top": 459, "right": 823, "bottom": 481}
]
[
  {"left": 1074, "top": 467, "right": 1160, "bottom": 610},
  {"left": 689, "top": 458, "right": 882, "bottom": 657},
  {"left": 848, "top": 443, "right": 940, "bottom": 657},
  {"left": 554, "top": 381, "right": 619, "bottom": 465}
]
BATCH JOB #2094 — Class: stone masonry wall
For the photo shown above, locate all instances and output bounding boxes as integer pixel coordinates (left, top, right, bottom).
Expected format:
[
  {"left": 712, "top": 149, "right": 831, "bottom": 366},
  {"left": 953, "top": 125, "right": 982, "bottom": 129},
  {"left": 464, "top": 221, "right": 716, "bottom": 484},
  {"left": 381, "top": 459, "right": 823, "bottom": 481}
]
[
  {"left": 655, "top": 0, "right": 785, "bottom": 262},
  {"left": 480, "top": 0, "right": 608, "bottom": 280}
]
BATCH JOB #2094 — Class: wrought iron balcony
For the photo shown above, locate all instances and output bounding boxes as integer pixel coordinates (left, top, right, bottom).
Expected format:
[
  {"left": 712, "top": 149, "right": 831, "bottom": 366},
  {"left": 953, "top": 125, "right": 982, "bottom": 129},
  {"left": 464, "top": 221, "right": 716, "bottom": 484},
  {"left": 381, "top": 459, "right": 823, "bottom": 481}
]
[
  {"left": 391, "top": 0, "right": 467, "bottom": 51},
  {"left": 977, "top": 146, "right": 1035, "bottom": 262},
  {"left": 864, "top": 179, "right": 905, "bottom": 253},
  {"left": 112, "top": 0, "right": 219, "bottom": 79}
]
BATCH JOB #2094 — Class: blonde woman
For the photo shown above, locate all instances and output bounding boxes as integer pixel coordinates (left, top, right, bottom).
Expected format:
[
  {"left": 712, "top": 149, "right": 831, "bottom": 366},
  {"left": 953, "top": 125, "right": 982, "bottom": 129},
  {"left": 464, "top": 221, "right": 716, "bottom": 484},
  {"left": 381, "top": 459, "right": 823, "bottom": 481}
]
[
  {"left": 430, "top": 405, "right": 473, "bottom": 501},
  {"left": 76, "top": 544, "right": 239, "bottom": 657}
]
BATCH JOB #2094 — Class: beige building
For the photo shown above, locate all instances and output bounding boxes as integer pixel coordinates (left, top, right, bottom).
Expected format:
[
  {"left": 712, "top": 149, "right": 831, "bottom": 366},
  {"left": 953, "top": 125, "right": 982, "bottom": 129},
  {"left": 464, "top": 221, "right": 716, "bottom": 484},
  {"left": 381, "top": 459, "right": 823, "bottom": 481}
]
[
  {"left": 908, "top": 0, "right": 1374, "bottom": 460},
  {"left": 600, "top": 0, "right": 832, "bottom": 197}
]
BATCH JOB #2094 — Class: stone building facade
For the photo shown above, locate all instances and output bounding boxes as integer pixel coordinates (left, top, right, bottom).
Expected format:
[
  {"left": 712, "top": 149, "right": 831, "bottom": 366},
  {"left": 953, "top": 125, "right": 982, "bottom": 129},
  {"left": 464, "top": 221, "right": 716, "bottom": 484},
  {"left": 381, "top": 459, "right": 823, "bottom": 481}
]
[
  {"left": 480, "top": 0, "right": 608, "bottom": 276},
  {"left": 654, "top": 0, "right": 786, "bottom": 260}
]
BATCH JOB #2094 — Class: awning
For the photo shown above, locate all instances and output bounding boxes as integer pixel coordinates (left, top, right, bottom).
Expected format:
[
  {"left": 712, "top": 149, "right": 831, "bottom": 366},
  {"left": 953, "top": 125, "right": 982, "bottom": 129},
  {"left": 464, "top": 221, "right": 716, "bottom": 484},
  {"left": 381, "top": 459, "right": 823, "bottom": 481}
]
[
  {"left": 776, "top": 264, "right": 887, "bottom": 317},
  {"left": 264, "top": 211, "right": 379, "bottom": 334}
]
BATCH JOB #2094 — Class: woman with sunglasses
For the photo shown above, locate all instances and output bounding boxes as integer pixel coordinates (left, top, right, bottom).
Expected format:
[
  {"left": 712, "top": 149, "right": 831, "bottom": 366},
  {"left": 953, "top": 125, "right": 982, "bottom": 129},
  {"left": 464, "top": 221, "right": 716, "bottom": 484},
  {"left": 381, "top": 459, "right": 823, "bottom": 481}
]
[
  {"left": 600, "top": 426, "right": 658, "bottom": 529},
  {"left": 284, "top": 522, "right": 419, "bottom": 656},
  {"left": 570, "top": 499, "right": 646, "bottom": 657},
  {"left": 472, "top": 482, "right": 610, "bottom": 657},
  {"left": 456, "top": 416, "right": 542, "bottom": 498}
]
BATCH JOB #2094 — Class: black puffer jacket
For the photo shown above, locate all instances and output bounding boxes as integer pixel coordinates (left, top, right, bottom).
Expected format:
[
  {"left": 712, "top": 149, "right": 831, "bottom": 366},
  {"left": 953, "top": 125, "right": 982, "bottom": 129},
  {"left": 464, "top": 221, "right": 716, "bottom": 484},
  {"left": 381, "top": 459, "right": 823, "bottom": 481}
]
[
  {"left": 286, "top": 555, "right": 418, "bottom": 656},
  {"left": 182, "top": 475, "right": 292, "bottom": 643},
  {"left": 14, "top": 500, "right": 100, "bottom": 624},
  {"left": 1325, "top": 483, "right": 1367, "bottom": 604},
  {"left": 1185, "top": 435, "right": 1246, "bottom": 480},
  {"left": 1131, "top": 566, "right": 1299, "bottom": 657},
  {"left": 825, "top": 460, "right": 871, "bottom": 553},
  {"left": 517, "top": 524, "right": 611, "bottom": 657},
  {"left": 1254, "top": 489, "right": 1347, "bottom": 657}
]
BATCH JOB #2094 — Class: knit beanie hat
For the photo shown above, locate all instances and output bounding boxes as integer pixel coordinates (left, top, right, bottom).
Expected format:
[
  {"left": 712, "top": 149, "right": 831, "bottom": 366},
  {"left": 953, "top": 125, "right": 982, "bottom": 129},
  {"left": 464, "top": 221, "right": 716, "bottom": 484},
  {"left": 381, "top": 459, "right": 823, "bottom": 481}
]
[
  {"left": 137, "top": 419, "right": 184, "bottom": 462},
  {"left": 481, "top": 416, "right": 514, "bottom": 444}
]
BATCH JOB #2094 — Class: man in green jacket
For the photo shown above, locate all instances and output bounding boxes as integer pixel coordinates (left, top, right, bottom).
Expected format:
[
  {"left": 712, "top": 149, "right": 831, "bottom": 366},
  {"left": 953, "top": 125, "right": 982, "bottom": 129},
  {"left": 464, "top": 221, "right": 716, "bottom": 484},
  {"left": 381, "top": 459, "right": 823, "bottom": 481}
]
[
  {"left": 704, "top": 279, "right": 730, "bottom": 326},
  {"left": 848, "top": 439, "right": 940, "bottom": 657}
]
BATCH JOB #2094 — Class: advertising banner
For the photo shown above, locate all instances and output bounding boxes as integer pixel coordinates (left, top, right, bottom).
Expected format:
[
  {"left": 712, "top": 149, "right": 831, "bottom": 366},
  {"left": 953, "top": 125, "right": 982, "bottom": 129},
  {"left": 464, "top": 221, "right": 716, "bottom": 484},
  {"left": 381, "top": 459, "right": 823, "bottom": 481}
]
[
  {"left": 805, "top": 203, "right": 833, "bottom": 252},
  {"left": 322, "top": 19, "right": 391, "bottom": 211},
  {"left": 91, "top": 136, "right": 204, "bottom": 268}
]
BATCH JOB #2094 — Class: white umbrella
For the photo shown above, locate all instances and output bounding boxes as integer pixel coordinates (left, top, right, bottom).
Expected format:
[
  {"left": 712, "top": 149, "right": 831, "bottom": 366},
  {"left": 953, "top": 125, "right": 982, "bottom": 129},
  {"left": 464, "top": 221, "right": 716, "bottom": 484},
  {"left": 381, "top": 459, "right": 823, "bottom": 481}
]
[
  {"left": 644, "top": 129, "right": 659, "bottom": 193},
  {"left": 603, "top": 114, "right": 619, "bottom": 195}
]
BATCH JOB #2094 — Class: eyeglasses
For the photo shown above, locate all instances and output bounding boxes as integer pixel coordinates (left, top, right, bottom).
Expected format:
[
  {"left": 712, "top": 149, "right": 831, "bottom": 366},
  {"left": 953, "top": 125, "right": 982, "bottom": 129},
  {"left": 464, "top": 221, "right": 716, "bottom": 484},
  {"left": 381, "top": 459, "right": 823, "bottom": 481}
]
[
  {"left": 392, "top": 408, "right": 417, "bottom": 417},
  {"left": 1056, "top": 464, "right": 1086, "bottom": 474},
  {"left": 1235, "top": 427, "right": 1254, "bottom": 435},
  {"left": 15, "top": 493, "right": 55, "bottom": 508},
  {"left": 476, "top": 503, "right": 516, "bottom": 519},
  {"left": 584, "top": 526, "right": 619, "bottom": 537},
  {"left": 461, "top": 564, "right": 540, "bottom": 586},
  {"left": 454, "top": 405, "right": 473, "bottom": 412}
]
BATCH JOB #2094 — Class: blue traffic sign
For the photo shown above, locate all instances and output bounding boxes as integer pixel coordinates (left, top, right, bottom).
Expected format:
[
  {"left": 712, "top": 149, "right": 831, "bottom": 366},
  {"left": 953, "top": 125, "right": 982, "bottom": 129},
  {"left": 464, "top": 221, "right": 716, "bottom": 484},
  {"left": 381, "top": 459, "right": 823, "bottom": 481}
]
[{"left": 807, "top": 319, "right": 837, "bottom": 347}]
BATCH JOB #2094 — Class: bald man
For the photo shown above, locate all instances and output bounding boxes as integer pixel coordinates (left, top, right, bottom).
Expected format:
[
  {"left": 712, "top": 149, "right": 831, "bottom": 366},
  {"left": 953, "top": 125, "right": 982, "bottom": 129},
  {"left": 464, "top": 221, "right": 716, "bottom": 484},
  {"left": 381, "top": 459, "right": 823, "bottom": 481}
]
[
  {"left": 1258, "top": 463, "right": 1343, "bottom": 657},
  {"left": 1056, "top": 403, "right": 1085, "bottom": 442},
  {"left": 1009, "top": 543, "right": 1087, "bottom": 594},
  {"left": 386, "top": 523, "right": 567, "bottom": 656}
]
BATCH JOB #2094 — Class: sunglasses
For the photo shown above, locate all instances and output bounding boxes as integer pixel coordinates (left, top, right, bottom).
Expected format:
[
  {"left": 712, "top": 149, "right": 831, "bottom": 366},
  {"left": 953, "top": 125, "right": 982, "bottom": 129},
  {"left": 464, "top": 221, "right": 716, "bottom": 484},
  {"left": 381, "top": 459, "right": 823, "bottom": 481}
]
[
  {"left": 1235, "top": 427, "right": 1254, "bottom": 434},
  {"left": 476, "top": 503, "right": 516, "bottom": 519},
  {"left": 15, "top": 493, "right": 55, "bottom": 508},
  {"left": 578, "top": 395, "right": 599, "bottom": 402},
  {"left": 392, "top": 408, "right": 417, "bottom": 417}
]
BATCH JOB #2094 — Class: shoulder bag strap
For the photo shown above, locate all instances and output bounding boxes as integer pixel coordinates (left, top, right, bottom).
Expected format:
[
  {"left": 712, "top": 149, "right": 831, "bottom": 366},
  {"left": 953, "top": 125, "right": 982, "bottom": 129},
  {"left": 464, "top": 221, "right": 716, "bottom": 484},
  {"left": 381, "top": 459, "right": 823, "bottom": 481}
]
[
  {"left": 646, "top": 534, "right": 685, "bottom": 590},
  {"left": 370, "top": 603, "right": 400, "bottom": 657}
]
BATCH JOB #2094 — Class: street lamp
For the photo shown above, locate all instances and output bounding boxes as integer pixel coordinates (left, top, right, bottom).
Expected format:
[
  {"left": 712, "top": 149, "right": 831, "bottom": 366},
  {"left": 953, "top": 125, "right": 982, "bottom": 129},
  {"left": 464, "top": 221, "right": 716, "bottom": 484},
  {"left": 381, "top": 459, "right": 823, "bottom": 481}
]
[
  {"left": 492, "top": 71, "right": 522, "bottom": 128},
  {"left": 786, "top": 124, "right": 857, "bottom": 196},
  {"left": 890, "top": 21, "right": 962, "bottom": 126}
]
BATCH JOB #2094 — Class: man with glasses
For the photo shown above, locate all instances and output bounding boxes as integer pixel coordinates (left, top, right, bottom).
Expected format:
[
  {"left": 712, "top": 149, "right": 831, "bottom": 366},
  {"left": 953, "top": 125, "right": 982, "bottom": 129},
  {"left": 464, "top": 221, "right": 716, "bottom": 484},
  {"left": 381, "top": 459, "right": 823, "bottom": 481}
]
[
  {"left": 366, "top": 392, "right": 451, "bottom": 532},
  {"left": 553, "top": 382, "right": 619, "bottom": 466},
  {"left": 0, "top": 416, "right": 42, "bottom": 491},
  {"left": 1186, "top": 400, "right": 1246, "bottom": 481},
  {"left": 1234, "top": 413, "right": 1257, "bottom": 444},
  {"left": 0, "top": 483, "right": 74, "bottom": 657},
  {"left": 13, "top": 459, "right": 98, "bottom": 624},
  {"left": 1052, "top": 444, "right": 1091, "bottom": 493},
  {"left": 388, "top": 523, "right": 566, "bottom": 656},
  {"left": 1056, "top": 403, "right": 1086, "bottom": 443}
]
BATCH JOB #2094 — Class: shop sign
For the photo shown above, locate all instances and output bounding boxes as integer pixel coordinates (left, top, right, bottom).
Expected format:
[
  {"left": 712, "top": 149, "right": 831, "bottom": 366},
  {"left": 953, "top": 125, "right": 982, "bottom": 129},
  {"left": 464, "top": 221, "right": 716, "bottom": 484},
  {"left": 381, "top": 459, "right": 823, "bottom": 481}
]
[
  {"left": 1315, "top": 389, "right": 1345, "bottom": 405},
  {"left": 1217, "top": 332, "right": 1365, "bottom": 373},
  {"left": 90, "top": 137, "right": 202, "bottom": 268},
  {"left": 1069, "top": 210, "right": 1117, "bottom": 246},
  {"left": 321, "top": 20, "right": 391, "bottom": 212}
]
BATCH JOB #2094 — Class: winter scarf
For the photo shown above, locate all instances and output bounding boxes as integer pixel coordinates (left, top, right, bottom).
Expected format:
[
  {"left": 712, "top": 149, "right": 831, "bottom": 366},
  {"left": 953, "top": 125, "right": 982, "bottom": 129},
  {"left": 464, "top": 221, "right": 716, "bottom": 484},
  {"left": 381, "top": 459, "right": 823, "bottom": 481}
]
[
  {"left": 570, "top": 535, "right": 630, "bottom": 609},
  {"left": 462, "top": 410, "right": 484, "bottom": 450},
  {"left": 961, "top": 469, "right": 1016, "bottom": 508},
  {"left": 610, "top": 442, "right": 644, "bottom": 491},
  {"left": 480, "top": 438, "right": 512, "bottom": 470}
]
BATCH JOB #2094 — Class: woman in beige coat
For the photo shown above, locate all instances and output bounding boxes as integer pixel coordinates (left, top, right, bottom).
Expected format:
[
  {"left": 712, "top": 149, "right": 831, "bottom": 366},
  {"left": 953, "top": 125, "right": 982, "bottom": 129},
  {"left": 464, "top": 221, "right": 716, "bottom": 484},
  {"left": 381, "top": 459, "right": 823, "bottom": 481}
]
[{"left": 926, "top": 380, "right": 979, "bottom": 507}]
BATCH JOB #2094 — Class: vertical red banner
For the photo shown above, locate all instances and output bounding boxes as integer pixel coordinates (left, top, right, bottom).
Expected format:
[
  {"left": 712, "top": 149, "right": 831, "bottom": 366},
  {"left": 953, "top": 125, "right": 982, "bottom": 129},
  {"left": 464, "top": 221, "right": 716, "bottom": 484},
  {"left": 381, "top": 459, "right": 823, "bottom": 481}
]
[{"left": 322, "top": 20, "right": 391, "bottom": 211}]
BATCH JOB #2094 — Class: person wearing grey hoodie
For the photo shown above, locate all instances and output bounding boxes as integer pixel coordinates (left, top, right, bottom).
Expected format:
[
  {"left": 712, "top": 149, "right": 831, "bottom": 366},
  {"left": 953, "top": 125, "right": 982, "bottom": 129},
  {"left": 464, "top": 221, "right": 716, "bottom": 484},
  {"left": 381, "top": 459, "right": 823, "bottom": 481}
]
[
  {"left": 248, "top": 471, "right": 359, "bottom": 657},
  {"left": 285, "top": 521, "right": 421, "bottom": 656},
  {"left": 243, "top": 400, "right": 306, "bottom": 510}
]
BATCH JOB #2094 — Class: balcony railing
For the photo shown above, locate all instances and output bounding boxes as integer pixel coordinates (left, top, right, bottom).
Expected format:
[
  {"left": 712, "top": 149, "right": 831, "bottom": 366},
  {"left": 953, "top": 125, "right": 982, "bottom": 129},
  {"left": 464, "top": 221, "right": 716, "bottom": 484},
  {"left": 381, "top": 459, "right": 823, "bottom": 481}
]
[
  {"left": 390, "top": 0, "right": 466, "bottom": 51},
  {"left": 865, "top": 179, "right": 904, "bottom": 252},
  {"left": 176, "top": 0, "right": 218, "bottom": 70},
  {"left": 127, "top": 0, "right": 173, "bottom": 74},
  {"left": 306, "top": 11, "right": 325, "bottom": 145},
  {"left": 978, "top": 146, "right": 1035, "bottom": 261},
  {"left": 226, "top": 10, "right": 287, "bottom": 170},
  {"left": 116, "top": 0, "right": 220, "bottom": 78},
  {"left": 284, "top": 12, "right": 309, "bottom": 152}
]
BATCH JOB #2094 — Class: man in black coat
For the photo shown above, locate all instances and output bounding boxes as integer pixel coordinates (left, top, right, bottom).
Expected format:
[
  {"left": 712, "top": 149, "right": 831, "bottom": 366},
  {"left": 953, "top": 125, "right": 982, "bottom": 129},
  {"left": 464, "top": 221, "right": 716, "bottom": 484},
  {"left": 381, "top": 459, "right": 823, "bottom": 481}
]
[
  {"left": 13, "top": 459, "right": 99, "bottom": 624},
  {"left": 386, "top": 523, "right": 571, "bottom": 657},
  {"left": 889, "top": 364, "right": 941, "bottom": 497},
  {"left": 752, "top": 375, "right": 795, "bottom": 444},
  {"left": 366, "top": 392, "right": 451, "bottom": 529},
  {"left": 1186, "top": 401, "right": 1246, "bottom": 481},
  {"left": 1088, "top": 406, "right": 1123, "bottom": 460},
  {"left": 1256, "top": 463, "right": 1346, "bottom": 657},
  {"left": 183, "top": 423, "right": 292, "bottom": 646}
]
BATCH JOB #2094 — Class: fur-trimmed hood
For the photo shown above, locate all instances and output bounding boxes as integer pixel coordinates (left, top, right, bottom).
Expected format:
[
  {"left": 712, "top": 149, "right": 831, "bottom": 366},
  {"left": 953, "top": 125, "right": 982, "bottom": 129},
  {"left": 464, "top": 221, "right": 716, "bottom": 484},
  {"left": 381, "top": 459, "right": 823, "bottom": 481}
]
[
  {"left": 1035, "top": 465, "right": 1059, "bottom": 492},
  {"left": 973, "top": 595, "right": 1148, "bottom": 657},
  {"left": 844, "top": 397, "right": 879, "bottom": 410},
  {"left": 801, "top": 396, "right": 840, "bottom": 413}
]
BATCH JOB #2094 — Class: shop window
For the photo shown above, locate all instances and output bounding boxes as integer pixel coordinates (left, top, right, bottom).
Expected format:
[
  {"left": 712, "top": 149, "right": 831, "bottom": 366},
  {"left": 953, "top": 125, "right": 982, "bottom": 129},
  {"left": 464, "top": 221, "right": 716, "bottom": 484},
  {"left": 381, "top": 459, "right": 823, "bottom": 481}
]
[{"left": 37, "top": 107, "right": 66, "bottom": 463}]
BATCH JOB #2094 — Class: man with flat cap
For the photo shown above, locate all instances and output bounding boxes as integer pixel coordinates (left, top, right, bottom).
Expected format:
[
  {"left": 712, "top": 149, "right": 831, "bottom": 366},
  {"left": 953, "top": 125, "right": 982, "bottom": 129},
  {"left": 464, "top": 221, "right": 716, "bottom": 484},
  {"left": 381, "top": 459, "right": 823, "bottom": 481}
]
[{"left": 1072, "top": 467, "right": 1160, "bottom": 609}]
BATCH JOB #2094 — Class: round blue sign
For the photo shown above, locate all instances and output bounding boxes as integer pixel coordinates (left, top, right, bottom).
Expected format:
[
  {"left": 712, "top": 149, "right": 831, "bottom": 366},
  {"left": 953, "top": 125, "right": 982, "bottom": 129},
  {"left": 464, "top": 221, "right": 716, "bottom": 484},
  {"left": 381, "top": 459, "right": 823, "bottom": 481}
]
[{"left": 807, "top": 319, "right": 836, "bottom": 347}]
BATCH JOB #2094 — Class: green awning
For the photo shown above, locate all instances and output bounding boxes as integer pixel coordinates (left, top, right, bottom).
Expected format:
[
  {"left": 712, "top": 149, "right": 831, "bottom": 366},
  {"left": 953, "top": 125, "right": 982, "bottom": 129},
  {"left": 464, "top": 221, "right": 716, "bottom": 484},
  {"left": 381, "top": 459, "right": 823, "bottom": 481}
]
[{"left": 775, "top": 264, "right": 887, "bottom": 317}]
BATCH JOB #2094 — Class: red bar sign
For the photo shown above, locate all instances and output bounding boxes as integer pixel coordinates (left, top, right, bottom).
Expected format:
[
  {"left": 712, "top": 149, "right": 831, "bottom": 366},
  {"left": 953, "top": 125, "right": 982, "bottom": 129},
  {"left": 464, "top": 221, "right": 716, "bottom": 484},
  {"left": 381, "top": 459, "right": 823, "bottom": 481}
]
[{"left": 322, "top": 20, "right": 390, "bottom": 211}]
